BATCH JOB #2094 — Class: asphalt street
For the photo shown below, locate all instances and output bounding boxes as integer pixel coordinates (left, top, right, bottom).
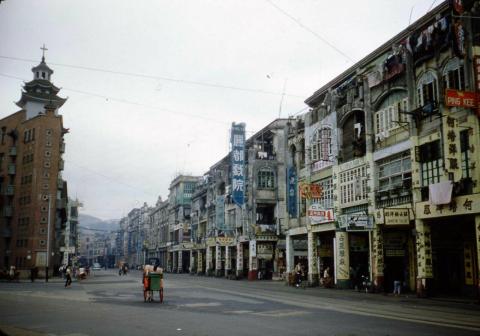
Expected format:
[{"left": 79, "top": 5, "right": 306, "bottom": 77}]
[{"left": 0, "top": 270, "right": 479, "bottom": 336}]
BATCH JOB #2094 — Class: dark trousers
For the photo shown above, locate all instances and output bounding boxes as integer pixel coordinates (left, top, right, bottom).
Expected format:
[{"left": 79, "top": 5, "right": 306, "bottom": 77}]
[{"left": 65, "top": 274, "right": 72, "bottom": 287}]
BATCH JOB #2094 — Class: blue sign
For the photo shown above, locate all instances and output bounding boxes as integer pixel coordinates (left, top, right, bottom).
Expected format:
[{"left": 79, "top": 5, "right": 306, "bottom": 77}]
[
  {"left": 287, "top": 166, "right": 297, "bottom": 217},
  {"left": 231, "top": 122, "right": 246, "bottom": 207}
]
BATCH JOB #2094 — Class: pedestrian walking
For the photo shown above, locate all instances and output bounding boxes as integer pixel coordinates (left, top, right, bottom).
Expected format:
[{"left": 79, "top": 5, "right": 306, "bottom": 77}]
[
  {"left": 64, "top": 266, "right": 72, "bottom": 288},
  {"left": 30, "top": 266, "right": 36, "bottom": 282}
]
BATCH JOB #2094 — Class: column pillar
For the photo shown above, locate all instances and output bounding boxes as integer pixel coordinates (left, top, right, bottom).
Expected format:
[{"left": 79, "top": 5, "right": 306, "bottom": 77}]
[
  {"left": 307, "top": 231, "right": 319, "bottom": 286},
  {"left": 197, "top": 250, "right": 204, "bottom": 275},
  {"left": 215, "top": 245, "right": 222, "bottom": 277},
  {"left": 206, "top": 246, "right": 213, "bottom": 276},
  {"left": 372, "top": 226, "right": 384, "bottom": 292},
  {"left": 335, "top": 231, "right": 350, "bottom": 289},
  {"left": 177, "top": 250, "right": 183, "bottom": 273},
  {"left": 225, "top": 246, "right": 231, "bottom": 277},
  {"left": 415, "top": 219, "right": 433, "bottom": 297},
  {"left": 172, "top": 252, "right": 177, "bottom": 273},
  {"left": 189, "top": 250, "right": 194, "bottom": 274},
  {"left": 248, "top": 240, "right": 257, "bottom": 280},
  {"left": 475, "top": 215, "right": 480, "bottom": 301},
  {"left": 236, "top": 242, "right": 243, "bottom": 278},
  {"left": 286, "top": 234, "right": 294, "bottom": 274}
]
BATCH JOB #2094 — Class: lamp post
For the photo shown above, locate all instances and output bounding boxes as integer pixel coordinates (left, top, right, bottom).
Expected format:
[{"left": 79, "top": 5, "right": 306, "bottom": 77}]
[{"left": 46, "top": 194, "right": 52, "bottom": 282}]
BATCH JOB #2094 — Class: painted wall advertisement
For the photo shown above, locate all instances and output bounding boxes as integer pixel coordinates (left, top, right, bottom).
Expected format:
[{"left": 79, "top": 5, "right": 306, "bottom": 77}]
[{"left": 231, "top": 122, "right": 246, "bottom": 207}]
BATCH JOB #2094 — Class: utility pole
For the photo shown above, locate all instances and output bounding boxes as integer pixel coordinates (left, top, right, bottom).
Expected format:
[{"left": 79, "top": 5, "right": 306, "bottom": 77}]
[{"left": 46, "top": 195, "right": 52, "bottom": 282}]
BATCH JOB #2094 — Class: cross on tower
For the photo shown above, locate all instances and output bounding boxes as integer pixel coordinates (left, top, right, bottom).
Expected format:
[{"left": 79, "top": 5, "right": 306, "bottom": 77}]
[{"left": 41, "top": 44, "right": 48, "bottom": 61}]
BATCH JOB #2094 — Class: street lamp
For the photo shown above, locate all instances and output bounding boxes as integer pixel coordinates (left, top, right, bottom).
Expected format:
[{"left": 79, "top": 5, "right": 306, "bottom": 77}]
[{"left": 46, "top": 194, "right": 52, "bottom": 282}]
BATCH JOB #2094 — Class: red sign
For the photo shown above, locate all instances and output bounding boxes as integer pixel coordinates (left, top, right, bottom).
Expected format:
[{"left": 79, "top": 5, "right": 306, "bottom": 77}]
[
  {"left": 445, "top": 89, "right": 477, "bottom": 108},
  {"left": 299, "top": 183, "right": 322, "bottom": 199}
]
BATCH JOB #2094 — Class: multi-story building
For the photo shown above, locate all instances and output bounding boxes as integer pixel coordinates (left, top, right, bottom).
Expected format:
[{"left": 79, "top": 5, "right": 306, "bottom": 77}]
[
  {"left": 0, "top": 53, "right": 68, "bottom": 276},
  {"left": 61, "top": 198, "right": 80, "bottom": 266},
  {"left": 167, "top": 175, "right": 200, "bottom": 273},
  {"left": 286, "top": 0, "right": 480, "bottom": 298}
]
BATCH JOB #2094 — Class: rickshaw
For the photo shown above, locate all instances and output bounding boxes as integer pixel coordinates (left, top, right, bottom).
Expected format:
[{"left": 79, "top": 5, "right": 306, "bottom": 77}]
[{"left": 143, "top": 265, "right": 164, "bottom": 303}]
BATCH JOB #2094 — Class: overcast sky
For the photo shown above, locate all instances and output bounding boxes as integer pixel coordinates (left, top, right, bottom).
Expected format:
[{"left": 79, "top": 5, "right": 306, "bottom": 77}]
[{"left": 0, "top": 0, "right": 438, "bottom": 220}]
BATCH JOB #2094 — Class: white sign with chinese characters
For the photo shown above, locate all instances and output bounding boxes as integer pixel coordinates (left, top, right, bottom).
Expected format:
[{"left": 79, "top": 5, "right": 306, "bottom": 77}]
[{"left": 416, "top": 194, "right": 480, "bottom": 219}]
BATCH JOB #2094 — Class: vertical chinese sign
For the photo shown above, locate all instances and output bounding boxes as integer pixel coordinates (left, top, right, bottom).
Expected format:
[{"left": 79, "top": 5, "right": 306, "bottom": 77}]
[
  {"left": 216, "top": 195, "right": 225, "bottom": 232},
  {"left": 231, "top": 122, "right": 246, "bottom": 207},
  {"left": 287, "top": 167, "right": 297, "bottom": 217}
]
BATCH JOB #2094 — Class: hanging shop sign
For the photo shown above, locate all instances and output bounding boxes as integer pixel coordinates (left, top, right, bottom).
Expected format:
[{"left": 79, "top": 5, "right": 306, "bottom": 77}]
[
  {"left": 287, "top": 166, "right": 297, "bottom": 217},
  {"left": 257, "top": 243, "right": 274, "bottom": 259},
  {"left": 416, "top": 194, "right": 480, "bottom": 219},
  {"left": 445, "top": 89, "right": 476, "bottom": 108},
  {"left": 337, "top": 214, "right": 373, "bottom": 231},
  {"left": 473, "top": 56, "right": 480, "bottom": 118},
  {"left": 307, "top": 204, "right": 335, "bottom": 224},
  {"left": 375, "top": 208, "right": 410, "bottom": 225},
  {"left": 299, "top": 183, "right": 323, "bottom": 199},
  {"left": 231, "top": 122, "right": 246, "bottom": 207},
  {"left": 249, "top": 240, "right": 256, "bottom": 257},
  {"left": 336, "top": 231, "right": 349, "bottom": 280}
]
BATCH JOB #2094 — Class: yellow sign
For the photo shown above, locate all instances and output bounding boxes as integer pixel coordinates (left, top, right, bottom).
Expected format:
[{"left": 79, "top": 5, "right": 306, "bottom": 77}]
[
  {"left": 416, "top": 194, "right": 480, "bottom": 219},
  {"left": 206, "top": 237, "right": 234, "bottom": 246}
]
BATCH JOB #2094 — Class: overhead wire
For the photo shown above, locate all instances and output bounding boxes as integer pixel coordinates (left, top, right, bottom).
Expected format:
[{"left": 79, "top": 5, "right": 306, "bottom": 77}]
[
  {"left": 264, "top": 0, "right": 354, "bottom": 63},
  {"left": 0, "top": 55, "right": 304, "bottom": 99}
]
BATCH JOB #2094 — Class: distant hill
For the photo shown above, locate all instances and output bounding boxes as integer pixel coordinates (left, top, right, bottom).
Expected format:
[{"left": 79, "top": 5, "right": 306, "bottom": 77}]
[{"left": 78, "top": 214, "right": 119, "bottom": 233}]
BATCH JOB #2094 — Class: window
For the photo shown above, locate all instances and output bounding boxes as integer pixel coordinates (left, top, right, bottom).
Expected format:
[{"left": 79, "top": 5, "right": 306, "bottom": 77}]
[
  {"left": 375, "top": 98, "right": 409, "bottom": 135},
  {"left": 443, "top": 58, "right": 465, "bottom": 91},
  {"left": 44, "top": 161, "right": 51, "bottom": 168},
  {"left": 419, "top": 140, "right": 443, "bottom": 186},
  {"left": 339, "top": 166, "right": 368, "bottom": 204},
  {"left": 460, "top": 130, "right": 471, "bottom": 179},
  {"left": 311, "top": 128, "right": 332, "bottom": 162},
  {"left": 39, "top": 240, "right": 46, "bottom": 246},
  {"left": 257, "top": 169, "right": 274, "bottom": 189},
  {"left": 44, "top": 150, "right": 51, "bottom": 157},
  {"left": 46, "top": 129, "right": 53, "bottom": 136},
  {"left": 377, "top": 152, "right": 411, "bottom": 191},
  {"left": 311, "top": 177, "right": 333, "bottom": 209},
  {"left": 417, "top": 71, "right": 438, "bottom": 109}
]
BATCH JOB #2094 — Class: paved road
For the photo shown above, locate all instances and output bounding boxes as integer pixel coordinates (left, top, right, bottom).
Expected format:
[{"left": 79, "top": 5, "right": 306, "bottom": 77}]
[{"left": 1, "top": 270, "right": 479, "bottom": 336}]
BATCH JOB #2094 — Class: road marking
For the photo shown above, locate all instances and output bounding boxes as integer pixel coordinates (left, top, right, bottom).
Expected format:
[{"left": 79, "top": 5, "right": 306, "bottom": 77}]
[
  {"left": 180, "top": 302, "right": 222, "bottom": 308},
  {"left": 225, "top": 310, "right": 254, "bottom": 314},
  {"left": 252, "top": 309, "right": 309, "bottom": 317}
]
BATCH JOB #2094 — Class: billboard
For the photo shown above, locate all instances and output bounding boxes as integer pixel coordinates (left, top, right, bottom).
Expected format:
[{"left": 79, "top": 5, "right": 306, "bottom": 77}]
[{"left": 231, "top": 123, "right": 246, "bottom": 207}]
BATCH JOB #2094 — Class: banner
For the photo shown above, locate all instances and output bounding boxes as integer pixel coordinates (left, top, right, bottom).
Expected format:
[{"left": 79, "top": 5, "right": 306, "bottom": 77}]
[
  {"left": 287, "top": 167, "right": 297, "bottom": 216},
  {"left": 215, "top": 195, "right": 225, "bottom": 231},
  {"left": 231, "top": 123, "right": 246, "bottom": 206},
  {"left": 299, "top": 183, "right": 323, "bottom": 199}
]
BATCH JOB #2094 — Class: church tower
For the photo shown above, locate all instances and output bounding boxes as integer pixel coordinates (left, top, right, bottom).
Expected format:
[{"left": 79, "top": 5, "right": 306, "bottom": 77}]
[{"left": 15, "top": 45, "right": 66, "bottom": 119}]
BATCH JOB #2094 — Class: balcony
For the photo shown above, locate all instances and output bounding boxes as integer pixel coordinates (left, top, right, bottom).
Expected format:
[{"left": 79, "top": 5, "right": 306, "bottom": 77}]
[
  {"left": 8, "top": 147, "right": 17, "bottom": 156},
  {"left": 4, "top": 185, "right": 14, "bottom": 196},
  {"left": 57, "top": 178, "right": 64, "bottom": 189},
  {"left": 59, "top": 141, "right": 65, "bottom": 153},
  {"left": 3, "top": 206, "right": 13, "bottom": 217},
  {"left": 7, "top": 164, "right": 15, "bottom": 175},
  {"left": 59, "top": 159, "right": 64, "bottom": 171}
]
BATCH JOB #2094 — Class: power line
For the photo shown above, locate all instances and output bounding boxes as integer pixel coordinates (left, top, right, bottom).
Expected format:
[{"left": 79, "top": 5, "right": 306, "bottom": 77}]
[
  {"left": 0, "top": 55, "right": 304, "bottom": 99},
  {"left": 0, "top": 72, "right": 232, "bottom": 126},
  {"left": 264, "top": 0, "right": 354, "bottom": 63}
]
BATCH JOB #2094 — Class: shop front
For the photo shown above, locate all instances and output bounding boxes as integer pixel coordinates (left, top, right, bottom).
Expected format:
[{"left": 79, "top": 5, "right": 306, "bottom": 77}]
[
  {"left": 415, "top": 194, "right": 480, "bottom": 298},
  {"left": 375, "top": 207, "right": 416, "bottom": 293},
  {"left": 337, "top": 213, "right": 373, "bottom": 289}
]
